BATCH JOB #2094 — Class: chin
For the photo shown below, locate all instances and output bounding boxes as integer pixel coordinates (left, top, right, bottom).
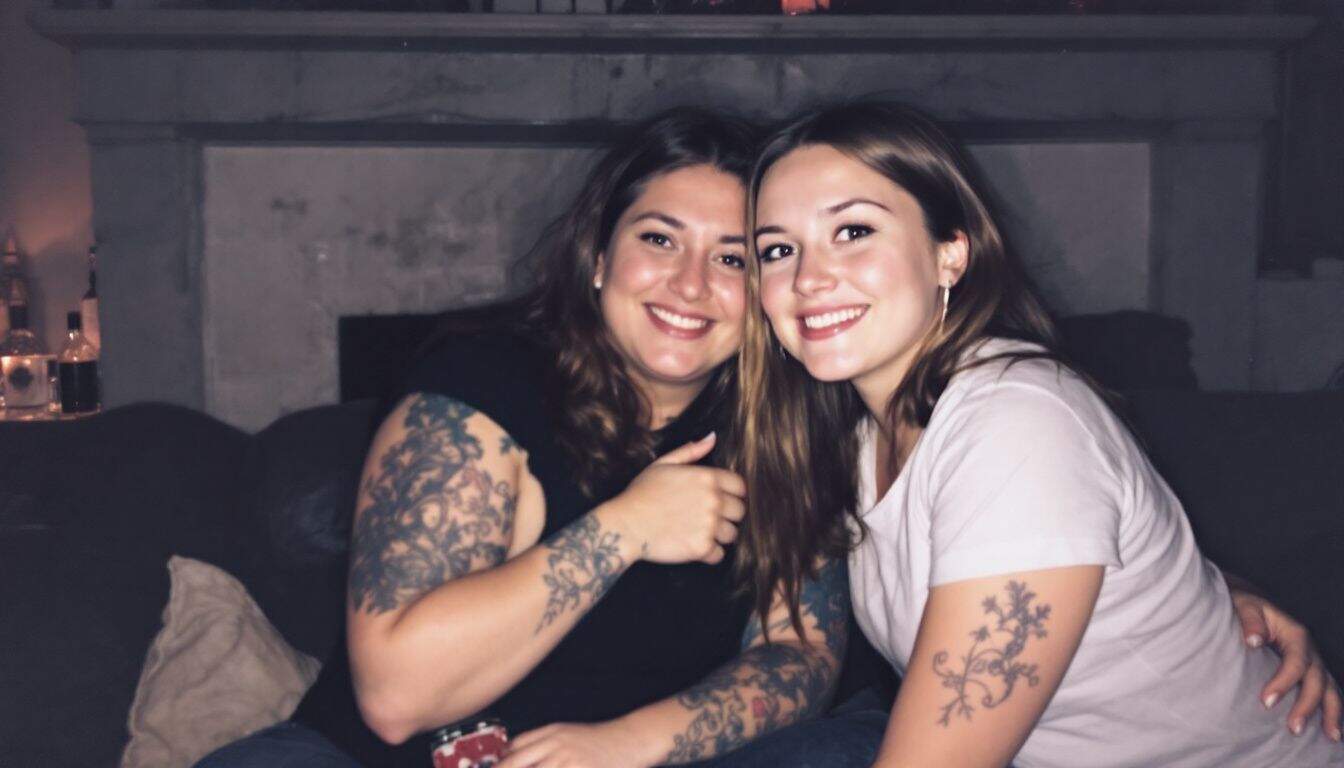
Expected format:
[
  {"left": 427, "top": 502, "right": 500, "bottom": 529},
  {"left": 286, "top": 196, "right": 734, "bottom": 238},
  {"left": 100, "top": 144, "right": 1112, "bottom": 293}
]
[
  {"left": 639, "top": 355, "right": 717, "bottom": 386},
  {"left": 795, "top": 351, "right": 865, "bottom": 384}
]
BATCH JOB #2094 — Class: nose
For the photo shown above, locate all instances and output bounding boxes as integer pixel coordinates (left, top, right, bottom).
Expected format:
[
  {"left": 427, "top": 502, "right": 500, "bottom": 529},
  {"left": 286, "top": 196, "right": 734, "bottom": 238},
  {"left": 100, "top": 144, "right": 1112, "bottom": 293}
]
[
  {"left": 668, "top": 250, "right": 709, "bottom": 303},
  {"left": 792, "top": 250, "right": 837, "bottom": 297}
]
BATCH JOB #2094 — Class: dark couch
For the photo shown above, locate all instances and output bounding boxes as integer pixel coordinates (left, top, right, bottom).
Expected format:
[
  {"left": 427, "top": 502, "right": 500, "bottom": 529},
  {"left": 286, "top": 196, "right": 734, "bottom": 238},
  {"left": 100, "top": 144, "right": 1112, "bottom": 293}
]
[{"left": 3, "top": 390, "right": 1343, "bottom": 767}]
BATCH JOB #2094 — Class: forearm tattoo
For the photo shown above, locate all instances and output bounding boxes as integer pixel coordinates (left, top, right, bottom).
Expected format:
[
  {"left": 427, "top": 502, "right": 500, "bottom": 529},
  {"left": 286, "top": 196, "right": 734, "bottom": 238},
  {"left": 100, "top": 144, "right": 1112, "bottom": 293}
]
[
  {"left": 535, "top": 515, "right": 628, "bottom": 633},
  {"left": 663, "top": 560, "right": 850, "bottom": 763},
  {"left": 348, "top": 395, "right": 517, "bottom": 614},
  {"left": 933, "top": 580, "right": 1051, "bottom": 726}
]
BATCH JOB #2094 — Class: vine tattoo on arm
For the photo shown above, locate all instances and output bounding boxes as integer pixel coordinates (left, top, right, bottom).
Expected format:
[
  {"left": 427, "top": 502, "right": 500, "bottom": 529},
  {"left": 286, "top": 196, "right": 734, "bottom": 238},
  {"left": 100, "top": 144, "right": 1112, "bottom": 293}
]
[
  {"left": 663, "top": 559, "right": 850, "bottom": 763},
  {"left": 535, "top": 515, "right": 630, "bottom": 633},
  {"left": 933, "top": 580, "right": 1051, "bottom": 726},
  {"left": 348, "top": 395, "right": 517, "bottom": 615}
]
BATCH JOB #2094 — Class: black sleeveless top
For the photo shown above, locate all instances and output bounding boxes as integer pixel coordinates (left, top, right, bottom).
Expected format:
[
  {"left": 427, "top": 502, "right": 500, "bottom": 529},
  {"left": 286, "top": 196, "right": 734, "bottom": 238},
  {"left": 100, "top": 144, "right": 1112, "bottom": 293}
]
[{"left": 292, "top": 330, "right": 752, "bottom": 767}]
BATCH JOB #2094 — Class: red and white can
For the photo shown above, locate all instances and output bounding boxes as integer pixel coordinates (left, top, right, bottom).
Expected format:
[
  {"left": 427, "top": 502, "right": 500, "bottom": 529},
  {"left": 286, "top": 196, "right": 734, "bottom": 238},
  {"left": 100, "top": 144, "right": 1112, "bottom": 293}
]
[{"left": 429, "top": 718, "right": 509, "bottom": 768}]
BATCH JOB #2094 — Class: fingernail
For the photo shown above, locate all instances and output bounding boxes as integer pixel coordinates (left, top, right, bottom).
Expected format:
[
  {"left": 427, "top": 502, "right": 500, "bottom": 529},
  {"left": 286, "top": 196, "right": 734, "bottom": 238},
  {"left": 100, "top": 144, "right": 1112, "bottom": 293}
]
[
  {"left": 1329, "top": 727, "right": 1341, "bottom": 742},
  {"left": 1290, "top": 720, "right": 1303, "bottom": 736},
  {"left": 1246, "top": 634, "right": 1263, "bottom": 648},
  {"left": 1264, "top": 693, "right": 1279, "bottom": 709}
]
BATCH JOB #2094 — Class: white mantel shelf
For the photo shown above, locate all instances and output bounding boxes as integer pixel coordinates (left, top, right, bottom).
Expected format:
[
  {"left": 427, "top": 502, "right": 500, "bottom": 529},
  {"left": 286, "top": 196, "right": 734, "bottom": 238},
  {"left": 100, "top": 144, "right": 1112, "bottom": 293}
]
[{"left": 31, "top": 9, "right": 1317, "bottom": 52}]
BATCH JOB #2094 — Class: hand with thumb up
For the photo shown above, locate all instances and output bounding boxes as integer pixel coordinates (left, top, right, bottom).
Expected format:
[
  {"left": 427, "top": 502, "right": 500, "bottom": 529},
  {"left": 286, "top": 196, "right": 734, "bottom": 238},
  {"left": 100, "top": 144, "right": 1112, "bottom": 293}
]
[{"left": 597, "top": 432, "right": 746, "bottom": 566}]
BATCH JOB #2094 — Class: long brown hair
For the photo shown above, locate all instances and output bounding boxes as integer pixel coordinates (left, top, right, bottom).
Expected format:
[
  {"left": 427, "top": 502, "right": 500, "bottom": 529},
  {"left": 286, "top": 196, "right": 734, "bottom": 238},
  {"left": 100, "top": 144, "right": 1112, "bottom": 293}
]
[
  {"left": 516, "top": 108, "right": 759, "bottom": 494},
  {"left": 736, "top": 102, "right": 1065, "bottom": 637}
]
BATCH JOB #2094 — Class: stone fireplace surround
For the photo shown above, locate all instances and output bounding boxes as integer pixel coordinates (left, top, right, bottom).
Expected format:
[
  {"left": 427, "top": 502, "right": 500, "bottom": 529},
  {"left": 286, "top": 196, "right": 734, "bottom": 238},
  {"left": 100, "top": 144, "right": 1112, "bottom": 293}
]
[{"left": 32, "top": 10, "right": 1325, "bottom": 430}]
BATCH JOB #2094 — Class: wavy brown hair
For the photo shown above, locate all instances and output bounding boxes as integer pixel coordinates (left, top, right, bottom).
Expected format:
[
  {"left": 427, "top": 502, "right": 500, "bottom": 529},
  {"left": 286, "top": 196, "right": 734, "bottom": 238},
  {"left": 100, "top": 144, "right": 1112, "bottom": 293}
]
[
  {"left": 736, "top": 102, "right": 1068, "bottom": 637},
  {"left": 511, "top": 108, "right": 759, "bottom": 494}
]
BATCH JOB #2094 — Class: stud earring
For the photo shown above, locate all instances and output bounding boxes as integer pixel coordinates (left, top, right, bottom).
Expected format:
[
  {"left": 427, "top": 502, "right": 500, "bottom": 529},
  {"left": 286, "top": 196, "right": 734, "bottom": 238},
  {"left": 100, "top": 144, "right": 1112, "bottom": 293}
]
[{"left": 594, "top": 276, "right": 603, "bottom": 290}]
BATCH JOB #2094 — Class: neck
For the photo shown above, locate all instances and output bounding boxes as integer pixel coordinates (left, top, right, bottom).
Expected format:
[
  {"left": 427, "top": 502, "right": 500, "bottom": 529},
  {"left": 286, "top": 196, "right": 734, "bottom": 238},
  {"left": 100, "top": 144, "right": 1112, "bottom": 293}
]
[{"left": 638, "top": 377, "right": 710, "bottom": 431}]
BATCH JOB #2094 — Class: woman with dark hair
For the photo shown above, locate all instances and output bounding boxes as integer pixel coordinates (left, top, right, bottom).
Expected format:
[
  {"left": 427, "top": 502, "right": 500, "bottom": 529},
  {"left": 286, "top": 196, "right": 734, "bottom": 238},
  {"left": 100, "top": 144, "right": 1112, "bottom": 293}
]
[
  {"left": 739, "top": 101, "right": 1343, "bottom": 767},
  {"left": 195, "top": 109, "right": 851, "bottom": 768}
]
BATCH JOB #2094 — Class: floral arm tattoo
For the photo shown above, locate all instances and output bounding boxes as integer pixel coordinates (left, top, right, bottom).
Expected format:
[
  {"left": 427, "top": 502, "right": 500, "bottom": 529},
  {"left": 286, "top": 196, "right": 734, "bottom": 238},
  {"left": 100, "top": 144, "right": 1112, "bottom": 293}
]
[
  {"left": 933, "top": 580, "right": 1051, "bottom": 726},
  {"left": 662, "top": 559, "right": 850, "bottom": 764},
  {"left": 348, "top": 394, "right": 517, "bottom": 614},
  {"left": 534, "top": 515, "right": 631, "bottom": 633}
]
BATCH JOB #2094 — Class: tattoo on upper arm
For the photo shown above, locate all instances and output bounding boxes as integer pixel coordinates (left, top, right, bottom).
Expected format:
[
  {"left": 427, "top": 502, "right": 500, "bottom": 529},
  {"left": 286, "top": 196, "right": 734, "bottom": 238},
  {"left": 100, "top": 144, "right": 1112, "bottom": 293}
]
[
  {"left": 933, "top": 580, "right": 1051, "bottom": 726},
  {"left": 666, "top": 560, "right": 849, "bottom": 763},
  {"left": 535, "top": 515, "right": 629, "bottom": 633},
  {"left": 348, "top": 395, "right": 517, "bottom": 615}
]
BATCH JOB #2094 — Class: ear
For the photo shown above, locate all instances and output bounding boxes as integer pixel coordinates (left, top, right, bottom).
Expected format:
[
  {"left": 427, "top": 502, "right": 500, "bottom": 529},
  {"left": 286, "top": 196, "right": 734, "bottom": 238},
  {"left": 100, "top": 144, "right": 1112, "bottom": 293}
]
[{"left": 936, "top": 231, "right": 969, "bottom": 289}]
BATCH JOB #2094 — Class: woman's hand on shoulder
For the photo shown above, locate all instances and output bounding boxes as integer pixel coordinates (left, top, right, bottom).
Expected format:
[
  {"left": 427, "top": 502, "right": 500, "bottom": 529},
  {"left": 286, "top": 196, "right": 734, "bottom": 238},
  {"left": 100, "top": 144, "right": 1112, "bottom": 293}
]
[
  {"left": 598, "top": 432, "right": 746, "bottom": 566},
  {"left": 1229, "top": 585, "right": 1342, "bottom": 742},
  {"left": 497, "top": 720, "right": 658, "bottom": 768}
]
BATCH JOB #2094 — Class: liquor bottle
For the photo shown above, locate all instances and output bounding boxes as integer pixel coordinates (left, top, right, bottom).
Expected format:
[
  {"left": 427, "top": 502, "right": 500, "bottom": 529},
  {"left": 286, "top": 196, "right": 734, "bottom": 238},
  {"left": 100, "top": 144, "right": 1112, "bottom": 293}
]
[
  {"left": 1, "top": 234, "right": 28, "bottom": 314},
  {"left": 0, "top": 303, "right": 52, "bottom": 416},
  {"left": 58, "top": 311, "right": 101, "bottom": 415},
  {"left": 81, "top": 245, "right": 101, "bottom": 351},
  {"left": 0, "top": 234, "right": 24, "bottom": 338}
]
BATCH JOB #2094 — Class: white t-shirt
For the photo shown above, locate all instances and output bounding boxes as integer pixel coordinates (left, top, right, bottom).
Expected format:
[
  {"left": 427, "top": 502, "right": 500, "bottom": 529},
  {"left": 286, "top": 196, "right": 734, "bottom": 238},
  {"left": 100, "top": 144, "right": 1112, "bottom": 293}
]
[{"left": 849, "top": 338, "right": 1343, "bottom": 768}]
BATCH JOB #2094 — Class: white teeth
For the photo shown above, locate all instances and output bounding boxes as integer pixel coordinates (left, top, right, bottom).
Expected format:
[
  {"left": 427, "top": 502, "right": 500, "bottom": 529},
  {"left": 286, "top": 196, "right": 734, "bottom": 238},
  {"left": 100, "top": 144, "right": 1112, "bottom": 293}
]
[
  {"left": 649, "top": 306, "right": 709, "bottom": 330},
  {"left": 803, "top": 307, "right": 866, "bottom": 330}
]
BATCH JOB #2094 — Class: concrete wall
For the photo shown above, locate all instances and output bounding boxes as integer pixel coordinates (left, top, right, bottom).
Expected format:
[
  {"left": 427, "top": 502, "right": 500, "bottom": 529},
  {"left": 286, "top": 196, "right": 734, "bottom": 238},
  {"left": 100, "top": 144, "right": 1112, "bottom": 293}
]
[
  {"left": 200, "top": 141, "right": 1153, "bottom": 430},
  {"left": 0, "top": 0, "right": 92, "bottom": 353}
]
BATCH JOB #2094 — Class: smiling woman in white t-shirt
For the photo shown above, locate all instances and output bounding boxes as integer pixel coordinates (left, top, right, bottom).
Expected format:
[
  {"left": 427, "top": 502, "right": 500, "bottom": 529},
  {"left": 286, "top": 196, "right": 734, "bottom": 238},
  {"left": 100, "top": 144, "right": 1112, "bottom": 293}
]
[{"left": 736, "top": 101, "right": 1344, "bottom": 768}]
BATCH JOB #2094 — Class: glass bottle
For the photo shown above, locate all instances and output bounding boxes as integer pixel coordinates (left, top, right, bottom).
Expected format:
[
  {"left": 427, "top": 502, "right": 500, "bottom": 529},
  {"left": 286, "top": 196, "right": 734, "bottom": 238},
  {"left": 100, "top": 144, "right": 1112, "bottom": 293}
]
[
  {"left": 58, "top": 311, "right": 101, "bottom": 415},
  {"left": 0, "top": 303, "right": 52, "bottom": 417},
  {"left": 80, "top": 245, "right": 101, "bottom": 351},
  {"left": 1, "top": 234, "right": 28, "bottom": 315},
  {"left": 0, "top": 234, "right": 22, "bottom": 338}
]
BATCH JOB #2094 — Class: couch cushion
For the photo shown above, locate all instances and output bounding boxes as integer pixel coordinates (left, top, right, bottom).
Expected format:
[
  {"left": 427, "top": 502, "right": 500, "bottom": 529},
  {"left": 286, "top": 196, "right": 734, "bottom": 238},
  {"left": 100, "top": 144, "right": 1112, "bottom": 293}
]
[
  {"left": 121, "top": 556, "right": 321, "bottom": 768},
  {"left": 1126, "top": 390, "right": 1344, "bottom": 678},
  {"left": 242, "top": 399, "right": 379, "bottom": 660}
]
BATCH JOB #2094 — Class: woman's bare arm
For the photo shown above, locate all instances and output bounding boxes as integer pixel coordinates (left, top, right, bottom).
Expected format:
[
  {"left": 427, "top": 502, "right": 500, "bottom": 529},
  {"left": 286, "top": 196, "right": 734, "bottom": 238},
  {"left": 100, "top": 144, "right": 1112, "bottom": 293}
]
[
  {"left": 346, "top": 393, "right": 641, "bottom": 743},
  {"left": 873, "top": 565, "right": 1104, "bottom": 768}
]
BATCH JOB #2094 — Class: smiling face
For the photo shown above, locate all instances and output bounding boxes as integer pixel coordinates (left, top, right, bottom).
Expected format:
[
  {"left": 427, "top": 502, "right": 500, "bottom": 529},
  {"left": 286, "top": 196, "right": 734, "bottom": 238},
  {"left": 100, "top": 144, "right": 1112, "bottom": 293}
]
[
  {"left": 754, "top": 144, "right": 966, "bottom": 408},
  {"left": 597, "top": 163, "right": 749, "bottom": 417}
]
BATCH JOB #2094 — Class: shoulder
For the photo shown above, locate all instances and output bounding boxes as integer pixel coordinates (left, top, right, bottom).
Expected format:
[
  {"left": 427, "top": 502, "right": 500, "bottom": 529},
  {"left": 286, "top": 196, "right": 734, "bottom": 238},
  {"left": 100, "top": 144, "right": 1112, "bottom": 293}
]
[
  {"left": 938, "top": 339, "right": 1105, "bottom": 437},
  {"left": 925, "top": 339, "right": 1127, "bottom": 482},
  {"left": 396, "top": 327, "right": 553, "bottom": 446}
]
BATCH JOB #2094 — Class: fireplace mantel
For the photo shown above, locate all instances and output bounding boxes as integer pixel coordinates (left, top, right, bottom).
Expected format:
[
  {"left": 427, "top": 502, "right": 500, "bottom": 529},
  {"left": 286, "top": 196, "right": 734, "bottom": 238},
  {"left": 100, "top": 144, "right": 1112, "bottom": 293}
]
[
  {"left": 30, "top": 10, "right": 1317, "bottom": 51},
  {"left": 31, "top": 9, "right": 1323, "bottom": 429}
]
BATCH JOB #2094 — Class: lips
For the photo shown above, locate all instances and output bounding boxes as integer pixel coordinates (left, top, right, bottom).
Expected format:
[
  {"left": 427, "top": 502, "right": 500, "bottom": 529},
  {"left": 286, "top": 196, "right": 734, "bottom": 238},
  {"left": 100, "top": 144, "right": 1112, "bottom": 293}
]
[
  {"left": 797, "top": 305, "right": 868, "bottom": 340},
  {"left": 646, "top": 303, "right": 714, "bottom": 340}
]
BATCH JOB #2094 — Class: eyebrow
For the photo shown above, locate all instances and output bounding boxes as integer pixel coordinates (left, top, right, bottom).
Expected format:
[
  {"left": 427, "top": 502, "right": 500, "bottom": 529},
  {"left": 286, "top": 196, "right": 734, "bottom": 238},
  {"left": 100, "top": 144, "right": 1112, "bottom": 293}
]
[
  {"left": 629, "top": 211, "right": 685, "bottom": 229},
  {"left": 632, "top": 211, "right": 745, "bottom": 244},
  {"left": 754, "top": 225, "right": 785, "bottom": 238},
  {"left": 825, "top": 197, "right": 891, "bottom": 215},
  {"left": 753, "top": 197, "right": 892, "bottom": 238}
]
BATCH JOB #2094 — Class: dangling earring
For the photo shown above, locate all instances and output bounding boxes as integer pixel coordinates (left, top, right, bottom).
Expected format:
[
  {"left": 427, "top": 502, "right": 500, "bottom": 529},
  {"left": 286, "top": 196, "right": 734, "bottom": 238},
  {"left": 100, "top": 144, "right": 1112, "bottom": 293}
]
[{"left": 939, "top": 283, "right": 950, "bottom": 329}]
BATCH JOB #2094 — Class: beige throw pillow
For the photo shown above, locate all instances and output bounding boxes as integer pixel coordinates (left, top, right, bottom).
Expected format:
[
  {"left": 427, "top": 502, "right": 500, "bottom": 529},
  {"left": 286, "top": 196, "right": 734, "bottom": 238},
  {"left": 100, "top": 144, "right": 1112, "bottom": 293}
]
[{"left": 120, "top": 556, "right": 323, "bottom": 768}]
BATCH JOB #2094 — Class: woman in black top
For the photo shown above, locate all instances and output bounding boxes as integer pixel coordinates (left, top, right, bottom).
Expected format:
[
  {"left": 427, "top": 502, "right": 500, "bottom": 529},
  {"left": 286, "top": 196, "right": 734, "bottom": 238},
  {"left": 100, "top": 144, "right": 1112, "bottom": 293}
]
[{"left": 200, "top": 109, "right": 852, "bottom": 768}]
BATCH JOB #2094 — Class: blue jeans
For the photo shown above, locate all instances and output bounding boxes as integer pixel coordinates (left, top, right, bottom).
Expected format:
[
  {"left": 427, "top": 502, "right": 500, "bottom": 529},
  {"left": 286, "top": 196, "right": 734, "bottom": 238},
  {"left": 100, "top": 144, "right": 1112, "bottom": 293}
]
[
  {"left": 193, "top": 722, "right": 363, "bottom": 768},
  {"left": 194, "top": 692, "right": 887, "bottom": 768}
]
